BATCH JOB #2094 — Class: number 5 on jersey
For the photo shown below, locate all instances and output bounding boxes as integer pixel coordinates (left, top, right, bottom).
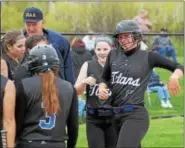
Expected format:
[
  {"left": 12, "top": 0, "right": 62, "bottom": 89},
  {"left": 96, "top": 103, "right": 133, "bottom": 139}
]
[{"left": 39, "top": 102, "right": 56, "bottom": 130}]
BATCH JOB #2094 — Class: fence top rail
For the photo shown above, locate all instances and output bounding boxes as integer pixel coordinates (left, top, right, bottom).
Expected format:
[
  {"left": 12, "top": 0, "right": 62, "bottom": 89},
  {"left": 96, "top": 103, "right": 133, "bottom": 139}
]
[{"left": 0, "top": 32, "right": 184, "bottom": 36}]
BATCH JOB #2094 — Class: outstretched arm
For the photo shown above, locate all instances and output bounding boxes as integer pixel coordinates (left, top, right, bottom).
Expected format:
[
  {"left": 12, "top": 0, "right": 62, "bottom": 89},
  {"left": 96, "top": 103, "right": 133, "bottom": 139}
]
[
  {"left": 168, "top": 69, "right": 183, "bottom": 95},
  {"left": 148, "top": 51, "right": 184, "bottom": 95}
]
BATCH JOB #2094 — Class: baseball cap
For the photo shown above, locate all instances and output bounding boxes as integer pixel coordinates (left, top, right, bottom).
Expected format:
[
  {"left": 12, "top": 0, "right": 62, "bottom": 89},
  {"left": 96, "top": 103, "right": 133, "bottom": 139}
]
[{"left": 23, "top": 7, "right": 43, "bottom": 23}]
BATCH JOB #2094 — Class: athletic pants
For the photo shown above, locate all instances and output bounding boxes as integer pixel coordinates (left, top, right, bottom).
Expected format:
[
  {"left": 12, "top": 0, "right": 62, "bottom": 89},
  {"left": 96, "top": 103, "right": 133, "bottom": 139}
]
[
  {"left": 114, "top": 106, "right": 149, "bottom": 148},
  {"left": 86, "top": 116, "right": 118, "bottom": 148}
]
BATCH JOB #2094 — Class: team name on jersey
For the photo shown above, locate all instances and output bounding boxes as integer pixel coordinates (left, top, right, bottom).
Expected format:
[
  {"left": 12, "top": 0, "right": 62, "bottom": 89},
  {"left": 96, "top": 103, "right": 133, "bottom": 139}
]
[
  {"left": 89, "top": 84, "right": 112, "bottom": 96},
  {"left": 112, "top": 71, "right": 140, "bottom": 86}
]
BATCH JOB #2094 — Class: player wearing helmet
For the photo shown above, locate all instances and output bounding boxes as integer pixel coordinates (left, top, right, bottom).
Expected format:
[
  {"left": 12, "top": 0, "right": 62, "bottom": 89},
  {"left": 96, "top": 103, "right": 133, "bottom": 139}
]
[
  {"left": 15, "top": 44, "right": 78, "bottom": 148},
  {"left": 98, "top": 20, "right": 184, "bottom": 148}
]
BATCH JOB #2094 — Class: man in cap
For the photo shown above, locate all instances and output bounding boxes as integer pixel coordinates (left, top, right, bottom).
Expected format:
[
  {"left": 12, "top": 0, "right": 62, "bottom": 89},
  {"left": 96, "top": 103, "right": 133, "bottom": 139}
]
[{"left": 19, "top": 7, "right": 75, "bottom": 84}]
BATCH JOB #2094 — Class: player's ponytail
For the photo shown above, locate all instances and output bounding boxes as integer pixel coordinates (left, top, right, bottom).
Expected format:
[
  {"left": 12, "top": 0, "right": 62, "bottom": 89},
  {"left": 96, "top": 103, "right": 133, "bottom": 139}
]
[{"left": 39, "top": 68, "right": 60, "bottom": 115}]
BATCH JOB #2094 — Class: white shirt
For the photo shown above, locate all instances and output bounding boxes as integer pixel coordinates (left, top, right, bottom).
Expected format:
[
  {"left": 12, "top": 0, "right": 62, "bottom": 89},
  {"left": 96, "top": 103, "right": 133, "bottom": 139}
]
[{"left": 82, "top": 35, "right": 96, "bottom": 51}]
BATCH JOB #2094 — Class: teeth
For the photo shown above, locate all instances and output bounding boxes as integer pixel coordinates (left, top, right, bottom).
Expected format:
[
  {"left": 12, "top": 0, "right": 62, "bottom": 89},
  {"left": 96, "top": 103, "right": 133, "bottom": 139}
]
[{"left": 99, "top": 55, "right": 106, "bottom": 58}]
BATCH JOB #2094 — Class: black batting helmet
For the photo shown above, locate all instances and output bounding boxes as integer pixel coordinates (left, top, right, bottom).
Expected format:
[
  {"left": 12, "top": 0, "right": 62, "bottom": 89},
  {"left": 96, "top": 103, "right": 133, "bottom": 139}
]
[
  {"left": 113, "top": 20, "right": 142, "bottom": 41},
  {"left": 27, "top": 44, "right": 60, "bottom": 74}
]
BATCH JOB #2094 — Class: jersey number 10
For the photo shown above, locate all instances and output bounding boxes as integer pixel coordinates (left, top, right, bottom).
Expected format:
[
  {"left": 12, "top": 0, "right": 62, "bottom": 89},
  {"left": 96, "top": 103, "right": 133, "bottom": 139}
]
[{"left": 39, "top": 102, "right": 56, "bottom": 130}]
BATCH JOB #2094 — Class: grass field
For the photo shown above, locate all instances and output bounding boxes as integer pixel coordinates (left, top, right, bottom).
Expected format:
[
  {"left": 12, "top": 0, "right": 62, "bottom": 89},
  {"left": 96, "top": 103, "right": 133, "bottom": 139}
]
[
  {"left": 77, "top": 117, "right": 184, "bottom": 148},
  {"left": 77, "top": 56, "right": 184, "bottom": 148}
]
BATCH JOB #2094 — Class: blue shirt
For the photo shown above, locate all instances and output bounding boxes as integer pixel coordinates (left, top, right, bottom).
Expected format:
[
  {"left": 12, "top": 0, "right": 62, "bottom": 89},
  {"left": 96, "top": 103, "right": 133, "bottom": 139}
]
[
  {"left": 24, "top": 29, "right": 75, "bottom": 84},
  {"left": 152, "top": 35, "right": 173, "bottom": 48}
]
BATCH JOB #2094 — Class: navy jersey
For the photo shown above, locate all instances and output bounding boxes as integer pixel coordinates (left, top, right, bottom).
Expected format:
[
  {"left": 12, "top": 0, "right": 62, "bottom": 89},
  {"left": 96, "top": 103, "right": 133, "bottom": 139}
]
[
  {"left": 86, "top": 60, "right": 112, "bottom": 108},
  {"left": 15, "top": 75, "right": 78, "bottom": 146},
  {"left": 102, "top": 48, "right": 184, "bottom": 106}
]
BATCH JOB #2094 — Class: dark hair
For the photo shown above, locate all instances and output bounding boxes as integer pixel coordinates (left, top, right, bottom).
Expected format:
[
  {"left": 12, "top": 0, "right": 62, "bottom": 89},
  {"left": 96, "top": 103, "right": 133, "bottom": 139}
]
[
  {"left": 25, "top": 35, "right": 47, "bottom": 50},
  {"left": 160, "top": 28, "right": 168, "bottom": 32},
  {"left": 3, "top": 30, "right": 25, "bottom": 53}
]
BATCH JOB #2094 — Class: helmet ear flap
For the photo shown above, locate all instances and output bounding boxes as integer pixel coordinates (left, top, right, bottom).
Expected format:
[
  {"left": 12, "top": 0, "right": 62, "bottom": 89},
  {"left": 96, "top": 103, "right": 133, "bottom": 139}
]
[{"left": 133, "top": 32, "right": 143, "bottom": 42}]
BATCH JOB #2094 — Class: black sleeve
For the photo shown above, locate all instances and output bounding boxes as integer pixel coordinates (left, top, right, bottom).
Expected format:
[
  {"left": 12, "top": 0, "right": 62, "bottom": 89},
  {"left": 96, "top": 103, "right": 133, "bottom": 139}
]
[
  {"left": 67, "top": 87, "right": 79, "bottom": 148},
  {"left": 148, "top": 51, "right": 184, "bottom": 73},
  {"left": 14, "top": 81, "right": 27, "bottom": 139},
  {"left": 101, "top": 51, "right": 112, "bottom": 83},
  {"left": 14, "top": 66, "right": 31, "bottom": 83}
]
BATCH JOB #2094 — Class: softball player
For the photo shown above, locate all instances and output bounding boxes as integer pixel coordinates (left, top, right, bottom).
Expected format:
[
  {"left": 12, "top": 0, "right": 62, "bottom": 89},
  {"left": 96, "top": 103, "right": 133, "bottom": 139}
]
[
  {"left": 98, "top": 20, "right": 184, "bottom": 148},
  {"left": 15, "top": 44, "right": 78, "bottom": 148},
  {"left": 75, "top": 35, "right": 117, "bottom": 148}
]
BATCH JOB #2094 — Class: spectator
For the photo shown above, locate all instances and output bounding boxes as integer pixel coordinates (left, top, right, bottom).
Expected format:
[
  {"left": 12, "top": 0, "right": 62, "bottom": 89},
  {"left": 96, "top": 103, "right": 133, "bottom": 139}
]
[
  {"left": 133, "top": 9, "right": 152, "bottom": 44},
  {"left": 82, "top": 31, "right": 96, "bottom": 56},
  {"left": 2, "top": 30, "right": 26, "bottom": 80},
  {"left": 1, "top": 74, "right": 16, "bottom": 148},
  {"left": 71, "top": 36, "right": 92, "bottom": 80},
  {"left": 148, "top": 71, "right": 173, "bottom": 108},
  {"left": 14, "top": 35, "right": 48, "bottom": 82},
  {"left": 22, "top": 7, "right": 75, "bottom": 84},
  {"left": 152, "top": 28, "right": 177, "bottom": 63}
]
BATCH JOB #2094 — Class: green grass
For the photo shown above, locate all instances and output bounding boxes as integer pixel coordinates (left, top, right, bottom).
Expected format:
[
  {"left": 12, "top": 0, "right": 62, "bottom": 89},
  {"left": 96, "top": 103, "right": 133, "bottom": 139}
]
[
  {"left": 77, "top": 117, "right": 184, "bottom": 148},
  {"left": 77, "top": 117, "right": 183, "bottom": 148},
  {"left": 142, "top": 117, "right": 184, "bottom": 147}
]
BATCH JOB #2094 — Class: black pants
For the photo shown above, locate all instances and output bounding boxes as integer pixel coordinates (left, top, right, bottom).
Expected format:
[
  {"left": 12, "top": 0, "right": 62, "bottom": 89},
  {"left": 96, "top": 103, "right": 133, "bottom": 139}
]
[
  {"left": 114, "top": 107, "right": 149, "bottom": 148},
  {"left": 86, "top": 117, "right": 117, "bottom": 148},
  {"left": 16, "top": 140, "right": 66, "bottom": 148}
]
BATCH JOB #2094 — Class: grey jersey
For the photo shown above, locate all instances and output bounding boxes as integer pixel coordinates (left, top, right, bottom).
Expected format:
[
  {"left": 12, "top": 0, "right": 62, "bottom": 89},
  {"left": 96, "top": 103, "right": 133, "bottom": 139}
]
[
  {"left": 108, "top": 49, "right": 152, "bottom": 106},
  {"left": 101, "top": 48, "right": 183, "bottom": 106},
  {"left": 17, "top": 75, "right": 77, "bottom": 142},
  {"left": 86, "top": 60, "right": 112, "bottom": 108}
]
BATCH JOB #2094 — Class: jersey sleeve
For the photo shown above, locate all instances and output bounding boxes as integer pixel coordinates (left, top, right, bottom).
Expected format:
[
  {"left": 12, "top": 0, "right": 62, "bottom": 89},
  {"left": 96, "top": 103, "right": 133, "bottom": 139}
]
[
  {"left": 148, "top": 51, "right": 184, "bottom": 73},
  {"left": 14, "top": 81, "right": 27, "bottom": 139},
  {"left": 100, "top": 50, "right": 112, "bottom": 83},
  {"left": 66, "top": 87, "right": 79, "bottom": 148}
]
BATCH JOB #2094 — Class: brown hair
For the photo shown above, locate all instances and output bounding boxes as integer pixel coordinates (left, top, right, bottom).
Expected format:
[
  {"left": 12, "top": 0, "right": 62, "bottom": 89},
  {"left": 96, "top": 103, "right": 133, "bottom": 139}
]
[
  {"left": 3, "top": 29, "right": 25, "bottom": 53},
  {"left": 39, "top": 69, "right": 60, "bottom": 115},
  {"left": 71, "top": 36, "right": 83, "bottom": 46},
  {"left": 25, "top": 35, "right": 47, "bottom": 51}
]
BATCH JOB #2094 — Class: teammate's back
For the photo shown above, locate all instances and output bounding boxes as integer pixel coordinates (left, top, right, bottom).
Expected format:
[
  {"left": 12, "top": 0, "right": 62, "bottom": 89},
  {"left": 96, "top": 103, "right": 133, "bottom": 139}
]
[
  {"left": 15, "top": 44, "right": 78, "bottom": 148},
  {"left": 18, "top": 75, "right": 74, "bottom": 140}
]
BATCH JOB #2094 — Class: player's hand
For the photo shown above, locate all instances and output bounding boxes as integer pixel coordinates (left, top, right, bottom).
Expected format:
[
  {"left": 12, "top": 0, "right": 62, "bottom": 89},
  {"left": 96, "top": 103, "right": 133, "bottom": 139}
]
[
  {"left": 98, "top": 87, "right": 109, "bottom": 100},
  {"left": 82, "top": 76, "right": 96, "bottom": 86},
  {"left": 168, "top": 75, "right": 181, "bottom": 96}
]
